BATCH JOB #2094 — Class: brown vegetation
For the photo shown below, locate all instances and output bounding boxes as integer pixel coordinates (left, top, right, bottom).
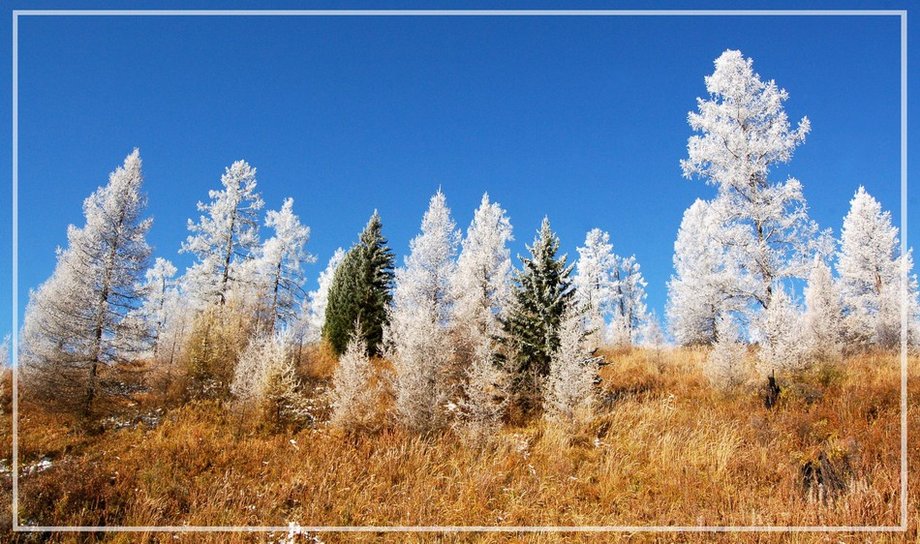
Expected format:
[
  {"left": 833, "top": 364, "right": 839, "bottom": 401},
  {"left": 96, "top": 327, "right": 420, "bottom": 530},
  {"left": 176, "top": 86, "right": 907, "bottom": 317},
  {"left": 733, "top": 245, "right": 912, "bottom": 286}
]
[{"left": 1, "top": 348, "right": 917, "bottom": 543}]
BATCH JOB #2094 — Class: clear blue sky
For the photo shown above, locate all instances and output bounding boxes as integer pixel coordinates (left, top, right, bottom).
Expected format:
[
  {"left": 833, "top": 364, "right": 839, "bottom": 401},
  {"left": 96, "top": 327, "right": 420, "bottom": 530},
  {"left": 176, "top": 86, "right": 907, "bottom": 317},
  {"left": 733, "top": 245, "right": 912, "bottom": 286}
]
[{"left": 1, "top": 1, "right": 917, "bottom": 344}]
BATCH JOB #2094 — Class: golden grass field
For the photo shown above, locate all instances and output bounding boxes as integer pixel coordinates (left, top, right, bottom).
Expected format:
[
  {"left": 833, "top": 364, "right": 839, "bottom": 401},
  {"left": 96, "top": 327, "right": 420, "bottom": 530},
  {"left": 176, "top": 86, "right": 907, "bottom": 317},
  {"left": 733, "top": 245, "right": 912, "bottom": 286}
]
[{"left": 1, "top": 348, "right": 917, "bottom": 543}]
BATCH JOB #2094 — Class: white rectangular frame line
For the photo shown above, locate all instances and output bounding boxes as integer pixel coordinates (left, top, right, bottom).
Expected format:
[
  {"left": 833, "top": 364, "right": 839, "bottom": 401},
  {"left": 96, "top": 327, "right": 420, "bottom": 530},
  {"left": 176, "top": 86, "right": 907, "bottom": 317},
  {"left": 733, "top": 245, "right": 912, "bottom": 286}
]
[{"left": 9, "top": 8, "right": 909, "bottom": 534}]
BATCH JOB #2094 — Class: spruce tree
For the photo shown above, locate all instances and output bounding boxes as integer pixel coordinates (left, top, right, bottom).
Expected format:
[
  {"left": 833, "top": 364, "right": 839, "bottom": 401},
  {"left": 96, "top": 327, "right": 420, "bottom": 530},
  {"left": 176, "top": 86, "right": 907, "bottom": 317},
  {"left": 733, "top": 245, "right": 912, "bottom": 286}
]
[
  {"left": 501, "top": 217, "right": 575, "bottom": 408},
  {"left": 323, "top": 211, "right": 395, "bottom": 355}
]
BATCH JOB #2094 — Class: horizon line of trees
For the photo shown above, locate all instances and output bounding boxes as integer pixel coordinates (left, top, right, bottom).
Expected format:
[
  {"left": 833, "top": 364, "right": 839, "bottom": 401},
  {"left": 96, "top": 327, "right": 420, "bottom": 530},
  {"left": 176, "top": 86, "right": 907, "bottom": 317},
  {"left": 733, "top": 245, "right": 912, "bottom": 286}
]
[{"left": 13, "top": 48, "right": 920, "bottom": 437}]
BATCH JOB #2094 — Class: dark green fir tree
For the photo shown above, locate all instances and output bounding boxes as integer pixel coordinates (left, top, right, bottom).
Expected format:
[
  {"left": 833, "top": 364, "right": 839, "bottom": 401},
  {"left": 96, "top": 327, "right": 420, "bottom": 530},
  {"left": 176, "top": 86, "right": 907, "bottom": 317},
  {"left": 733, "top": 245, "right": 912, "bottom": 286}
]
[
  {"left": 501, "top": 216, "right": 575, "bottom": 410},
  {"left": 322, "top": 211, "right": 395, "bottom": 356}
]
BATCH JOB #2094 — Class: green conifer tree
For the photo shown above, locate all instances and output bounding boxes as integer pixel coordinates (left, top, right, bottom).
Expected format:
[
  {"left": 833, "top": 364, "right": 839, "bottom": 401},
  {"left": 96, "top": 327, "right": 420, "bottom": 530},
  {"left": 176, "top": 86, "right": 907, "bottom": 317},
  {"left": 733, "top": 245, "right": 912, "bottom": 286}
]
[
  {"left": 501, "top": 217, "right": 575, "bottom": 410},
  {"left": 323, "top": 211, "right": 395, "bottom": 355}
]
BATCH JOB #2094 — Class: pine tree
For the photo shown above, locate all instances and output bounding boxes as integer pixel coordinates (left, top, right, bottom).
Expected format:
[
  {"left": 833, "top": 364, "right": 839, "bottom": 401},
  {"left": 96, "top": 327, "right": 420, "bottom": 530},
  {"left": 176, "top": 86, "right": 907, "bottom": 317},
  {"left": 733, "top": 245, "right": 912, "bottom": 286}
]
[
  {"left": 253, "top": 198, "right": 315, "bottom": 332},
  {"left": 802, "top": 258, "right": 843, "bottom": 361},
  {"left": 543, "top": 303, "right": 600, "bottom": 426},
  {"left": 181, "top": 160, "right": 264, "bottom": 308},
  {"left": 681, "top": 50, "right": 829, "bottom": 318},
  {"left": 388, "top": 190, "right": 460, "bottom": 433},
  {"left": 836, "top": 186, "right": 901, "bottom": 347},
  {"left": 330, "top": 324, "right": 379, "bottom": 430},
  {"left": 454, "top": 333, "right": 509, "bottom": 445},
  {"left": 639, "top": 312, "right": 666, "bottom": 349},
  {"left": 21, "top": 149, "right": 152, "bottom": 420},
  {"left": 323, "top": 211, "right": 395, "bottom": 355},
  {"left": 756, "top": 286, "right": 806, "bottom": 374},
  {"left": 573, "top": 228, "right": 617, "bottom": 348},
  {"left": 667, "top": 199, "right": 736, "bottom": 346},
  {"left": 704, "top": 315, "right": 750, "bottom": 390},
  {"left": 450, "top": 193, "right": 513, "bottom": 442},
  {"left": 501, "top": 217, "right": 575, "bottom": 409},
  {"left": 874, "top": 252, "right": 920, "bottom": 349},
  {"left": 136, "top": 257, "right": 178, "bottom": 357},
  {"left": 608, "top": 255, "right": 649, "bottom": 347},
  {"left": 451, "top": 193, "right": 514, "bottom": 363}
]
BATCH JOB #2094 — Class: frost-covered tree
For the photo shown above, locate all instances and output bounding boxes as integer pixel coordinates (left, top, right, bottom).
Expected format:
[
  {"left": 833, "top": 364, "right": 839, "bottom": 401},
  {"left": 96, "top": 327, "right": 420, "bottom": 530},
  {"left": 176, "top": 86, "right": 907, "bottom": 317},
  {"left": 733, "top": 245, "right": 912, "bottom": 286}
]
[
  {"left": 836, "top": 186, "right": 902, "bottom": 347},
  {"left": 330, "top": 324, "right": 379, "bottom": 430},
  {"left": 323, "top": 212, "right": 395, "bottom": 355},
  {"left": 306, "top": 248, "right": 346, "bottom": 341},
  {"left": 639, "top": 312, "right": 666, "bottom": 349},
  {"left": 667, "top": 199, "right": 737, "bottom": 346},
  {"left": 181, "top": 160, "right": 264, "bottom": 308},
  {"left": 875, "top": 252, "right": 920, "bottom": 349},
  {"left": 253, "top": 198, "right": 315, "bottom": 331},
  {"left": 608, "top": 255, "right": 649, "bottom": 347},
  {"left": 21, "top": 149, "right": 152, "bottom": 419},
  {"left": 0, "top": 335, "right": 8, "bottom": 369},
  {"left": 573, "top": 228, "right": 617, "bottom": 347},
  {"left": 231, "top": 331, "right": 304, "bottom": 427},
  {"left": 451, "top": 193, "right": 514, "bottom": 360},
  {"left": 704, "top": 315, "right": 750, "bottom": 390},
  {"left": 148, "top": 281, "right": 192, "bottom": 397},
  {"left": 681, "top": 50, "right": 828, "bottom": 316},
  {"left": 802, "top": 258, "right": 842, "bottom": 361},
  {"left": 756, "top": 286, "right": 806, "bottom": 374},
  {"left": 388, "top": 190, "right": 460, "bottom": 433},
  {"left": 454, "top": 334, "right": 509, "bottom": 444},
  {"left": 543, "top": 303, "right": 599, "bottom": 426},
  {"left": 501, "top": 217, "right": 575, "bottom": 408},
  {"left": 136, "top": 257, "right": 178, "bottom": 357}
]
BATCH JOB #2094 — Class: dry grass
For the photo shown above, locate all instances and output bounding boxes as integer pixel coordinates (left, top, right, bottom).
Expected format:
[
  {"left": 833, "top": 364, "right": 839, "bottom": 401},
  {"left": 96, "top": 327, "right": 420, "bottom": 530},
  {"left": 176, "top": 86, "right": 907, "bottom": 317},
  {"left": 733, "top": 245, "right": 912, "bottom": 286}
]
[{"left": 0, "top": 348, "right": 917, "bottom": 543}]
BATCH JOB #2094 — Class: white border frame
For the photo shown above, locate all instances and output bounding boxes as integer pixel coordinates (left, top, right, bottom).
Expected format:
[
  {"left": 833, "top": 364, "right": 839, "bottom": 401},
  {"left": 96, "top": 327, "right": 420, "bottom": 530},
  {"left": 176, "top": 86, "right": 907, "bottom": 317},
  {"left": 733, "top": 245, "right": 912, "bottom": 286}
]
[{"left": 9, "top": 8, "right": 909, "bottom": 535}]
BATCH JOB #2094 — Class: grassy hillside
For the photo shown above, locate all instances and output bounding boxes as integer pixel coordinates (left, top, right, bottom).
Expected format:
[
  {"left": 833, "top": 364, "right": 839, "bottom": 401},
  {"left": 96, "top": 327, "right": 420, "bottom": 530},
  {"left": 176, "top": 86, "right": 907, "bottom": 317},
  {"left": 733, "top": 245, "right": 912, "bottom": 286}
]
[{"left": 1, "top": 348, "right": 917, "bottom": 543}]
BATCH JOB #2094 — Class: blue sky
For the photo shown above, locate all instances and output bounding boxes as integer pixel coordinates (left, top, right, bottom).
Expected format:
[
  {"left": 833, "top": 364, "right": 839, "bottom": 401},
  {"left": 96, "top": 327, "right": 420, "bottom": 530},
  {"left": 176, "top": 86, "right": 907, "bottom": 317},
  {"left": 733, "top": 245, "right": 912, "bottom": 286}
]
[{"left": 1, "top": 1, "right": 917, "bottom": 344}]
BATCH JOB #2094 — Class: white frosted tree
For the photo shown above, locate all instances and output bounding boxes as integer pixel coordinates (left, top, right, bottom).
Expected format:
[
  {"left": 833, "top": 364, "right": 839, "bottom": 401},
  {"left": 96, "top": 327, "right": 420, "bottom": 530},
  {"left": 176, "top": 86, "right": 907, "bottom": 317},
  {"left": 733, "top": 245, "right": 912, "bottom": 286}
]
[
  {"left": 387, "top": 190, "right": 460, "bottom": 433},
  {"left": 451, "top": 193, "right": 513, "bottom": 357},
  {"left": 681, "top": 49, "right": 829, "bottom": 317},
  {"left": 150, "top": 281, "right": 192, "bottom": 396},
  {"left": 0, "top": 335, "right": 8, "bottom": 369},
  {"left": 21, "top": 149, "right": 152, "bottom": 419},
  {"left": 450, "top": 194, "right": 513, "bottom": 442},
  {"left": 306, "top": 248, "right": 346, "bottom": 341},
  {"left": 608, "top": 255, "right": 649, "bottom": 347},
  {"left": 667, "top": 199, "right": 738, "bottom": 346},
  {"left": 330, "top": 325, "right": 379, "bottom": 430},
  {"left": 573, "top": 228, "right": 617, "bottom": 347},
  {"left": 181, "top": 160, "right": 264, "bottom": 308},
  {"left": 253, "top": 198, "right": 315, "bottom": 331},
  {"left": 544, "top": 303, "right": 600, "bottom": 426},
  {"left": 875, "top": 252, "right": 920, "bottom": 349},
  {"left": 136, "top": 257, "right": 178, "bottom": 357},
  {"left": 756, "top": 286, "right": 806, "bottom": 374},
  {"left": 704, "top": 315, "right": 750, "bottom": 390},
  {"left": 802, "top": 258, "right": 842, "bottom": 361},
  {"left": 454, "top": 334, "right": 509, "bottom": 444},
  {"left": 639, "top": 312, "right": 666, "bottom": 349},
  {"left": 836, "top": 186, "right": 902, "bottom": 347},
  {"left": 231, "top": 331, "right": 303, "bottom": 426}
]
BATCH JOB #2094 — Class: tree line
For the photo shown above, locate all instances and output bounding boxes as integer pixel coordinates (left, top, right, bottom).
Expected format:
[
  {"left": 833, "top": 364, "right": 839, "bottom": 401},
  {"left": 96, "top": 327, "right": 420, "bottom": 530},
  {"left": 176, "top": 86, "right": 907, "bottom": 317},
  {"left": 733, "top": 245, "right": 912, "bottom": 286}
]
[{"left": 17, "top": 49, "right": 920, "bottom": 437}]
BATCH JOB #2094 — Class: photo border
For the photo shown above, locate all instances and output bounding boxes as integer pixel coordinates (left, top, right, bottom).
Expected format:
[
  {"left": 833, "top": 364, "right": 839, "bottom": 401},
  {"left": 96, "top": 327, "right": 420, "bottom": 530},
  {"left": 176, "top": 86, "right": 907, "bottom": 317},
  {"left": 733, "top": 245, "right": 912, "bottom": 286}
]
[{"left": 9, "top": 8, "right": 910, "bottom": 534}]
